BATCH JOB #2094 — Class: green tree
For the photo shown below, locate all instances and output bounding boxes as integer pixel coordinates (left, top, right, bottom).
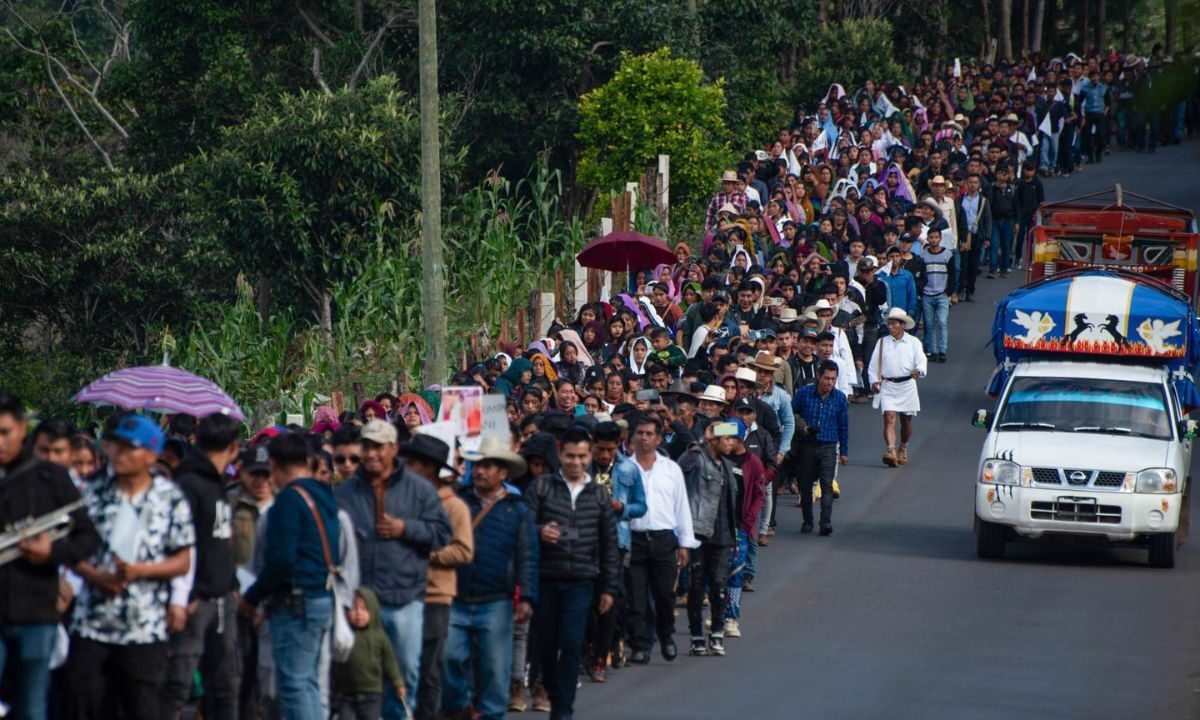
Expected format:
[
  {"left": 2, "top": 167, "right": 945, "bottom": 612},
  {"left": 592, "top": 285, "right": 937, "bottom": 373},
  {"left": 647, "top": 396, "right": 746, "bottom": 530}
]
[
  {"left": 793, "top": 18, "right": 905, "bottom": 106},
  {"left": 191, "top": 75, "right": 462, "bottom": 332},
  {"left": 577, "top": 48, "right": 729, "bottom": 215}
]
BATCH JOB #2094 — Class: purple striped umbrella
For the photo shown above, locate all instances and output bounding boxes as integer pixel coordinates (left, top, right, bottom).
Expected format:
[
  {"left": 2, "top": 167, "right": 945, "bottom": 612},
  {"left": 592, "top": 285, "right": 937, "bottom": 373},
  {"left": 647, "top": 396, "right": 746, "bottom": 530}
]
[{"left": 74, "top": 365, "right": 245, "bottom": 421}]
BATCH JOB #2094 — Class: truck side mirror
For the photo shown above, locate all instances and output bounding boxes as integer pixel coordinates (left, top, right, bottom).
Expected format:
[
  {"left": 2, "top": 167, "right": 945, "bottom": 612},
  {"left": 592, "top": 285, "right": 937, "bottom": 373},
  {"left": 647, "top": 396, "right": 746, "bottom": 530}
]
[
  {"left": 1179, "top": 419, "right": 1198, "bottom": 440},
  {"left": 972, "top": 409, "right": 989, "bottom": 429}
]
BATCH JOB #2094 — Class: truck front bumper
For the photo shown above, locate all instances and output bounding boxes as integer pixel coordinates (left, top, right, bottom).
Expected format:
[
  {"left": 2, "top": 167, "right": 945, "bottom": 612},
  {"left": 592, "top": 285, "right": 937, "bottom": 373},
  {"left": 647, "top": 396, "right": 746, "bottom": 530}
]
[{"left": 975, "top": 484, "right": 1181, "bottom": 541}]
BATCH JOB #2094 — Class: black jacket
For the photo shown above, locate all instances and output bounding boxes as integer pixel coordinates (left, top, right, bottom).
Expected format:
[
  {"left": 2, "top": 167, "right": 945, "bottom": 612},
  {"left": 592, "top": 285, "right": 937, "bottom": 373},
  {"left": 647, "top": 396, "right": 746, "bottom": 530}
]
[
  {"left": 525, "top": 474, "right": 620, "bottom": 596},
  {"left": 173, "top": 448, "right": 237, "bottom": 600},
  {"left": 0, "top": 449, "right": 99, "bottom": 624}
]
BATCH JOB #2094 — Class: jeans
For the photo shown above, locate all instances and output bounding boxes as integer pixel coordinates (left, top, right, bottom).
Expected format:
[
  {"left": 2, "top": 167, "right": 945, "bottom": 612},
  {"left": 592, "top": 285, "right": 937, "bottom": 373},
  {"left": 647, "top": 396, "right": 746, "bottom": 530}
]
[
  {"left": 415, "top": 603, "right": 450, "bottom": 720},
  {"left": 627, "top": 531, "right": 678, "bottom": 652},
  {"left": 1039, "top": 132, "right": 1059, "bottom": 171},
  {"left": 534, "top": 579, "right": 593, "bottom": 718},
  {"left": 686, "top": 543, "right": 731, "bottom": 639},
  {"left": 959, "top": 241, "right": 981, "bottom": 297},
  {"left": 723, "top": 531, "right": 750, "bottom": 621},
  {"left": 336, "top": 692, "right": 384, "bottom": 720},
  {"left": 161, "top": 592, "right": 241, "bottom": 720},
  {"left": 442, "top": 600, "right": 513, "bottom": 720},
  {"left": 0, "top": 623, "right": 57, "bottom": 720},
  {"left": 269, "top": 593, "right": 331, "bottom": 720},
  {"left": 511, "top": 616, "right": 530, "bottom": 685},
  {"left": 65, "top": 636, "right": 169, "bottom": 720},
  {"left": 921, "top": 294, "right": 950, "bottom": 355},
  {"left": 797, "top": 442, "right": 837, "bottom": 527},
  {"left": 989, "top": 218, "right": 1015, "bottom": 273},
  {"left": 1083, "top": 112, "right": 1107, "bottom": 161},
  {"left": 380, "top": 600, "right": 424, "bottom": 720}
]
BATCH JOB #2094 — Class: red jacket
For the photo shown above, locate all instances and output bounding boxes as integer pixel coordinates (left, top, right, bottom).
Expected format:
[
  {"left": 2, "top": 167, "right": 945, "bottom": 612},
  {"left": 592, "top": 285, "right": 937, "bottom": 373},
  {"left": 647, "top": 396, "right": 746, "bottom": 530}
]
[{"left": 736, "top": 451, "right": 768, "bottom": 540}]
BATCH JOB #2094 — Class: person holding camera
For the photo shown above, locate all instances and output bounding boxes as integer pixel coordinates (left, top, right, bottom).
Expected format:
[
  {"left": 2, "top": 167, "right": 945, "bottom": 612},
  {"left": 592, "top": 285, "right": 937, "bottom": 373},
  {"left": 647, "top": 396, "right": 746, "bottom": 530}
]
[{"left": 790, "top": 361, "right": 850, "bottom": 536}]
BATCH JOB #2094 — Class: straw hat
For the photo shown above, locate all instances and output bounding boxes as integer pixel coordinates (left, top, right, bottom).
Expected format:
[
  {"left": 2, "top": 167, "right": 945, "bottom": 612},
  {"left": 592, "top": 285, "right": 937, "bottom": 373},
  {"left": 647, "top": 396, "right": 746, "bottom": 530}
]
[
  {"left": 807, "top": 299, "right": 835, "bottom": 314},
  {"left": 462, "top": 436, "right": 527, "bottom": 477},
  {"left": 778, "top": 307, "right": 799, "bottom": 322},
  {"left": 746, "top": 351, "right": 782, "bottom": 373},
  {"left": 698, "top": 385, "right": 730, "bottom": 405},
  {"left": 885, "top": 307, "right": 916, "bottom": 330},
  {"left": 734, "top": 367, "right": 759, "bottom": 385},
  {"left": 930, "top": 175, "right": 947, "bottom": 186},
  {"left": 721, "top": 170, "right": 740, "bottom": 183}
]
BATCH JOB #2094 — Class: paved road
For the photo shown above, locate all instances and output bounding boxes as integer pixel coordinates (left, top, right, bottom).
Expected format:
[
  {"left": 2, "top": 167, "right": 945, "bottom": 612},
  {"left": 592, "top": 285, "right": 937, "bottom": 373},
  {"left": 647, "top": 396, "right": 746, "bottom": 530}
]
[{"left": 562, "top": 142, "right": 1200, "bottom": 720}]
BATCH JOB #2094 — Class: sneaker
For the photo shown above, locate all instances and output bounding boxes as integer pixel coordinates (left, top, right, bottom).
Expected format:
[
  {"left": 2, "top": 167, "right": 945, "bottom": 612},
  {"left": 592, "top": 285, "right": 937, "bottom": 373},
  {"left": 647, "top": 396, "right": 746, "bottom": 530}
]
[
  {"left": 531, "top": 683, "right": 551, "bottom": 712},
  {"left": 508, "top": 681, "right": 527, "bottom": 712},
  {"left": 819, "top": 525, "right": 833, "bottom": 536},
  {"left": 724, "top": 619, "right": 741, "bottom": 638},
  {"left": 690, "top": 638, "right": 709, "bottom": 656},
  {"left": 937, "top": 352, "right": 946, "bottom": 363},
  {"left": 897, "top": 447, "right": 909, "bottom": 465},
  {"left": 709, "top": 635, "right": 726, "bottom": 656},
  {"left": 882, "top": 448, "right": 898, "bottom": 467},
  {"left": 743, "top": 575, "right": 755, "bottom": 592},
  {"left": 832, "top": 479, "right": 841, "bottom": 499},
  {"left": 800, "top": 522, "right": 813, "bottom": 533},
  {"left": 587, "top": 659, "right": 607, "bottom": 683},
  {"left": 757, "top": 536, "right": 769, "bottom": 547}
]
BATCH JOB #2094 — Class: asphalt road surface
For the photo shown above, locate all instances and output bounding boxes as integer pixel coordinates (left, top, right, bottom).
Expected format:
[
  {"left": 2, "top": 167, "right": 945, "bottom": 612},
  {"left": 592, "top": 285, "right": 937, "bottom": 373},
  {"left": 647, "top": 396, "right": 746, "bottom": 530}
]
[{"left": 564, "top": 141, "right": 1200, "bottom": 720}]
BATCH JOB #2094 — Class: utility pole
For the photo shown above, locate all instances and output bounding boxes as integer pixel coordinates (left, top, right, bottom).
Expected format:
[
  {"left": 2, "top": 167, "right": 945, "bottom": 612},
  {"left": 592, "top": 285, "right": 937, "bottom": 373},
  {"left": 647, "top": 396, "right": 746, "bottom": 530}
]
[{"left": 418, "top": 0, "right": 446, "bottom": 385}]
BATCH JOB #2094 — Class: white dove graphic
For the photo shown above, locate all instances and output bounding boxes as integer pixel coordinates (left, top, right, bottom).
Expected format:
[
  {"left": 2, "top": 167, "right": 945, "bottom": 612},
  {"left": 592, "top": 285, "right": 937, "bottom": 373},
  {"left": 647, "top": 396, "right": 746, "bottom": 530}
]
[
  {"left": 1136, "top": 318, "right": 1182, "bottom": 353},
  {"left": 1012, "top": 310, "right": 1056, "bottom": 344}
]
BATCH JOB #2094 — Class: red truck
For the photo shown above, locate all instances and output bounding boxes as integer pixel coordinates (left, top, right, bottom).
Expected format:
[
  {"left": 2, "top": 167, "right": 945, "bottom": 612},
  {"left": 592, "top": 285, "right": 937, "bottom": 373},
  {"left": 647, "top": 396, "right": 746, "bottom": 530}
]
[{"left": 1026, "top": 185, "right": 1200, "bottom": 306}]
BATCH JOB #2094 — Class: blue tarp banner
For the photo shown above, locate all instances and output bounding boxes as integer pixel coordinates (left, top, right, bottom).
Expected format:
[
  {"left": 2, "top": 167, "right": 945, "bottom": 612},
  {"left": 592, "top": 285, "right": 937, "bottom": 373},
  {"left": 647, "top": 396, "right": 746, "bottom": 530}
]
[{"left": 989, "top": 271, "right": 1200, "bottom": 410}]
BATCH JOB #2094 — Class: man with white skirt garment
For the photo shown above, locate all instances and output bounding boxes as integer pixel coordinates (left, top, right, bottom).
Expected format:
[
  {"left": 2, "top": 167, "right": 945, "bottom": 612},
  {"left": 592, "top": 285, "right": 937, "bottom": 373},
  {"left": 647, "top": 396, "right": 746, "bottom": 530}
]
[{"left": 867, "top": 308, "right": 928, "bottom": 468}]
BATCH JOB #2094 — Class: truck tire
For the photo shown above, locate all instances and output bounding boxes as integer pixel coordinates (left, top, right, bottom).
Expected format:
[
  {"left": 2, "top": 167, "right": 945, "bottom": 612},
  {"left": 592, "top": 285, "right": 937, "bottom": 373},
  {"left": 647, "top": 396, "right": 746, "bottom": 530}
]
[
  {"left": 977, "top": 520, "right": 1007, "bottom": 559},
  {"left": 1148, "top": 532, "right": 1176, "bottom": 569}
]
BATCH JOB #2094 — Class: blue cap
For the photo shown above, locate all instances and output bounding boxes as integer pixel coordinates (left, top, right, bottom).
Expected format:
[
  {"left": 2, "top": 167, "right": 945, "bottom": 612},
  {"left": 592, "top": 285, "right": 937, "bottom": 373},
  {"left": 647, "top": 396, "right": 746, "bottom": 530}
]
[
  {"left": 730, "top": 417, "right": 748, "bottom": 440},
  {"left": 108, "top": 415, "right": 165, "bottom": 454}
]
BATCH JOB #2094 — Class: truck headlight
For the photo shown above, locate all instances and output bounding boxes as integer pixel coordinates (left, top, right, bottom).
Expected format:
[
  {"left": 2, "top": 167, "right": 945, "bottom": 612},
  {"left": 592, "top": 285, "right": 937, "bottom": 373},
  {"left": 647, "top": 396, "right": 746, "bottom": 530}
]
[
  {"left": 1135, "top": 468, "right": 1179, "bottom": 494},
  {"left": 982, "top": 459, "right": 1021, "bottom": 486}
]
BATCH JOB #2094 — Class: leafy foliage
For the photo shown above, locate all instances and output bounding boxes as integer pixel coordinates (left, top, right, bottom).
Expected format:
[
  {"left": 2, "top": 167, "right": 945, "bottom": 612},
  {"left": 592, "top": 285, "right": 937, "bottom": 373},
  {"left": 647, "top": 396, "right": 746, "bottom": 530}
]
[
  {"left": 578, "top": 48, "right": 730, "bottom": 214},
  {"left": 793, "top": 18, "right": 906, "bottom": 106}
]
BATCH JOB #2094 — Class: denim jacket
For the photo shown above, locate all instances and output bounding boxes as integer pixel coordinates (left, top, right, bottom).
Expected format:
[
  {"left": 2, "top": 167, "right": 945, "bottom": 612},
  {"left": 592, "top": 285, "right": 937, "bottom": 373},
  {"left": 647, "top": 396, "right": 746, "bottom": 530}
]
[{"left": 592, "top": 456, "right": 648, "bottom": 550}]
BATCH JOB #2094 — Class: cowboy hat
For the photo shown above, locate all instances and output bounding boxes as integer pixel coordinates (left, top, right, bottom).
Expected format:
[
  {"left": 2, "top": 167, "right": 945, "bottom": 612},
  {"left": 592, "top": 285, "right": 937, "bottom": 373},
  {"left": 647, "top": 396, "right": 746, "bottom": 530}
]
[
  {"left": 807, "top": 299, "right": 835, "bottom": 314},
  {"left": 734, "top": 367, "right": 759, "bottom": 385},
  {"left": 916, "top": 197, "right": 942, "bottom": 214},
  {"left": 720, "top": 170, "right": 740, "bottom": 183},
  {"left": 1001, "top": 113, "right": 1020, "bottom": 124},
  {"left": 746, "top": 351, "right": 782, "bottom": 373},
  {"left": 462, "top": 436, "right": 527, "bottom": 477},
  {"left": 399, "top": 433, "right": 459, "bottom": 475},
  {"left": 697, "top": 385, "right": 729, "bottom": 405},
  {"left": 1123, "top": 54, "right": 1142, "bottom": 68},
  {"left": 717, "top": 202, "right": 739, "bottom": 217},
  {"left": 953, "top": 113, "right": 967, "bottom": 124},
  {"left": 778, "top": 307, "right": 799, "bottom": 322},
  {"left": 930, "top": 174, "right": 947, "bottom": 186},
  {"left": 859, "top": 255, "right": 879, "bottom": 271},
  {"left": 663, "top": 379, "right": 699, "bottom": 403},
  {"left": 803, "top": 310, "right": 820, "bottom": 324},
  {"left": 885, "top": 307, "right": 916, "bottom": 330}
]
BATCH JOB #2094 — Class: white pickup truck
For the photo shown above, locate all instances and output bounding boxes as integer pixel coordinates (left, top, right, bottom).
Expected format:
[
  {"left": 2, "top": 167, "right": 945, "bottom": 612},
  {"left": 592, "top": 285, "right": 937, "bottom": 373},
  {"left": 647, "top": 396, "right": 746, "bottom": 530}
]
[
  {"left": 974, "top": 270, "right": 1200, "bottom": 568},
  {"left": 974, "top": 360, "right": 1194, "bottom": 567}
]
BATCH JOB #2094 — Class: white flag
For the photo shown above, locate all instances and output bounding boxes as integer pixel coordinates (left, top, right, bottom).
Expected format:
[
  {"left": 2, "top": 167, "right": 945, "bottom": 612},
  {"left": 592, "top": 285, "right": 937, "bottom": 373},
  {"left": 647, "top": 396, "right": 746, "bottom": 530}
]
[
  {"left": 953, "top": 58, "right": 962, "bottom": 78},
  {"left": 1028, "top": 66, "right": 1037, "bottom": 82}
]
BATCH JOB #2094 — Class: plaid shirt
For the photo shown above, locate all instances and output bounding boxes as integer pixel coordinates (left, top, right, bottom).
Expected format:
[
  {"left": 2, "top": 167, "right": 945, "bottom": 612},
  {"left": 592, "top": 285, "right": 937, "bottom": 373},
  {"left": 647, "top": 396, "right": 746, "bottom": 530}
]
[
  {"left": 705, "top": 191, "right": 747, "bottom": 233},
  {"left": 791, "top": 384, "right": 849, "bottom": 453}
]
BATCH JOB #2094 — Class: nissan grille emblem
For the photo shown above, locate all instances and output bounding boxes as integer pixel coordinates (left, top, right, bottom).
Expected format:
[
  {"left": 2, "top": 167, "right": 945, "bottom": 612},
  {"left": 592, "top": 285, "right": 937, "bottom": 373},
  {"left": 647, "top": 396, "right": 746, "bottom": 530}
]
[{"left": 1068, "top": 471, "right": 1088, "bottom": 485}]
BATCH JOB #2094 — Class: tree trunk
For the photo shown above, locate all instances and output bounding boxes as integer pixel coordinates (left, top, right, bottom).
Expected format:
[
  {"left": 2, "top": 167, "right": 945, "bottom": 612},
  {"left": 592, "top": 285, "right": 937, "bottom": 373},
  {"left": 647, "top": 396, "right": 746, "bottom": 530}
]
[
  {"left": 1122, "top": 0, "right": 1131, "bottom": 52},
  {"left": 418, "top": 0, "right": 447, "bottom": 386},
  {"left": 1096, "top": 0, "right": 1106, "bottom": 54},
  {"left": 980, "top": 0, "right": 992, "bottom": 59},
  {"left": 1032, "top": 0, "right": 1045, "bottom": 52},
  {"left": 1000, "top": 0, "right": 1014, "bottom": 60},
  {"left": 320, "top": 289, "right": 333, "bottom": 349},
  {"left": 1081, "top": 0, "right": 1090, "bottom": 54},
  {"left": 818, "top": 0, "right": 829, "bottom": 24},
  {"left": 1165, "top": 0, "right": 1179, "bottom": 55},
  {"left": 1045, "top": 0, "right": 1057, "bottom": 56},
  {"left": 1022, "top": 0, "right": 1031, "bottom": 54}
]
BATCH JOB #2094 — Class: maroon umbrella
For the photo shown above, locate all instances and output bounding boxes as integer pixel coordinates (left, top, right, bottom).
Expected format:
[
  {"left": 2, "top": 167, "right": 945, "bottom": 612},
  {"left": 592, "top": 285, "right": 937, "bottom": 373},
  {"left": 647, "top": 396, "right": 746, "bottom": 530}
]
[{"left": 576, "top": 231, "right": 676, "bottom": 273}]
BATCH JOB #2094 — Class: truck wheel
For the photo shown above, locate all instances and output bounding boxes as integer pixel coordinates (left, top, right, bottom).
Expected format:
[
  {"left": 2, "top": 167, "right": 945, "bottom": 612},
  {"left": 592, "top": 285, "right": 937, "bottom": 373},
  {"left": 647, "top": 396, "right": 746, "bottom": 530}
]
[
  {"left": 977, "top": 520, "right": 1007, "bottom": 559},
  {"left": 1148, "top": 532, "right": 1176, "bottom": 568}
]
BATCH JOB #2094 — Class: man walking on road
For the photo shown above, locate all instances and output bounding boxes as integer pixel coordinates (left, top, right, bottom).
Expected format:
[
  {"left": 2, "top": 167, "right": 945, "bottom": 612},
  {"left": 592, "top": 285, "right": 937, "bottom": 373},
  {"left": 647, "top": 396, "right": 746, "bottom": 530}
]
[
  {"left": 917, "top": 227, "right": 956, "bottom": 363},
  {"left": 791, "top": 362, "right": 849, "bottom": 536},
  {"left": 868, "top": 309, "right": 929, "bottom": 468},
  {"left": 626, "top": 414, "right": 695, "bottom": 665}
]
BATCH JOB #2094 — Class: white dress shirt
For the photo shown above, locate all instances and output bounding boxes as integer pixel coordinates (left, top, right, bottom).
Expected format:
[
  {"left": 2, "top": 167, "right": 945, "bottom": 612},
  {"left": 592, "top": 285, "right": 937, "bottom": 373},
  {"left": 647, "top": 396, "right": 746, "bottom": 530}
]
[
  {"left": 629, "top": 453, "right": 700, "bottom": 549},
  {"left": 867, "top": 332, "right": 928, "bottom": 414}
]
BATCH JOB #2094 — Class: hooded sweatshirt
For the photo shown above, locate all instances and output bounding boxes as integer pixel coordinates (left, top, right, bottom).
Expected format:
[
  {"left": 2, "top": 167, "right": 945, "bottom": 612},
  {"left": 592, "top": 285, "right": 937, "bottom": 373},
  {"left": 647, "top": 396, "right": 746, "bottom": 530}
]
[
  {"left": 173, "top": 447, "right": 237, "bottom": 600},
  {"left": 333, "top": 587, "right": 404, "bottom": 695}
]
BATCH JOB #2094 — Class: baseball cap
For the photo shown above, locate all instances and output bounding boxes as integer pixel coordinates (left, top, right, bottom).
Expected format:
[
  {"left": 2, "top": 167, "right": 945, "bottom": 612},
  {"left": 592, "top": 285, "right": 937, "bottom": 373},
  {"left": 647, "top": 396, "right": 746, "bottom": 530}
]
[
  {"left": 732, "top": 397, "right": 756, "bottom": 414},
  {"left": 360, "top": 419, "right": 398, "bottom": 445},
  {"left": 711, "top": 421, "right": 739, "bottom": 438},
  {"left": 799, "top": 327, "right": 819, "bottom": 341},
  {"left": 711, "top": 291, "right": 730, "bottom": 304},
  {"left": 240, "top": 444, "right": 270, "bottom": 474},
  {"left": 729, "top": 417, "right": 748, "bottom": 440},
  {"left": 107, "top": 415, "right": 165, "bottom": 454}
]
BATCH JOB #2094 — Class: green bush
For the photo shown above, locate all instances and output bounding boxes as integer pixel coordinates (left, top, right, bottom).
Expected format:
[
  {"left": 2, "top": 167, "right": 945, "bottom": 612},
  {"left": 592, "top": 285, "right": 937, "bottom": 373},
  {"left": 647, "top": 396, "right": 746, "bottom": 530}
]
[
  {"left": 578, "top": 48, "right": 730, "bottom": 218},
  {"left": 793, "top": 18, "right": 904, "bottom": 106}
]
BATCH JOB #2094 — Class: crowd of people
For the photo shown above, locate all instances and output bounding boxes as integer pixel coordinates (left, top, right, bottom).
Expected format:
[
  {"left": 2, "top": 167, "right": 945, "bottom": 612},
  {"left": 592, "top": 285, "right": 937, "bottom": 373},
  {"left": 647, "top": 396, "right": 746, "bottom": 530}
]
[{"left": 0, "top": 47, "right": 1198, "bottom": 720}]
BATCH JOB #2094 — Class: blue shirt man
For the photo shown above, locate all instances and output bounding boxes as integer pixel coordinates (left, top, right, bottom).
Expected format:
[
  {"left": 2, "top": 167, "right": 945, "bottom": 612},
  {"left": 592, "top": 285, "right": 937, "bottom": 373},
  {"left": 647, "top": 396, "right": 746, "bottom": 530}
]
[{"left": 790, "top": 361, "right": 849, "bottom": 534}]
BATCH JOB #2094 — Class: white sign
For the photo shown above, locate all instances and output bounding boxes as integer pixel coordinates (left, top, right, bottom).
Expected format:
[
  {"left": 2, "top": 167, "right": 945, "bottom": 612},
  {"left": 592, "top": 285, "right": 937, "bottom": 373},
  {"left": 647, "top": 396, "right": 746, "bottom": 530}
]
[{"left": 480, "top": 395, "right": 509, "bottom": 439}]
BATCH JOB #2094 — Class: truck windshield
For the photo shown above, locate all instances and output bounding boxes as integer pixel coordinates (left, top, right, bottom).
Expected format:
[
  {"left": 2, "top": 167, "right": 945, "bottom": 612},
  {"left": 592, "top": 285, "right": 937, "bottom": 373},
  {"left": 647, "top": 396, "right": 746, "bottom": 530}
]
[{"left": 998, "top": 377, "right": 1173, "bottom": 439}]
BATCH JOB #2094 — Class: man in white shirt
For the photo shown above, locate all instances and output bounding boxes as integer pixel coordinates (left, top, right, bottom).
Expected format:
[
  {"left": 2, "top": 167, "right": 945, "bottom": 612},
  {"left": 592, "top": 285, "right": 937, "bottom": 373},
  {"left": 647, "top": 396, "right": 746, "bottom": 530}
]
[
  {"left": 626, "top": 413, "right": 697, "bottom": 665},
  {"left": 867, "top": 308, "right": 928, "bottom": 468}
]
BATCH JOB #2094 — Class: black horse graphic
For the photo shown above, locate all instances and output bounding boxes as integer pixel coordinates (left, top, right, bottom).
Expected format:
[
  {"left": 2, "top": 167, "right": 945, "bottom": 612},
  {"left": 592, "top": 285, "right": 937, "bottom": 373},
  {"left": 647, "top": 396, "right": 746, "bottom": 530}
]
[
  {"left": 1099, "top": 315, "right": 1128, "bottom": 348},
  {"left": 1066, "top": 314, "right": 1093, "bottom": 345}
]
